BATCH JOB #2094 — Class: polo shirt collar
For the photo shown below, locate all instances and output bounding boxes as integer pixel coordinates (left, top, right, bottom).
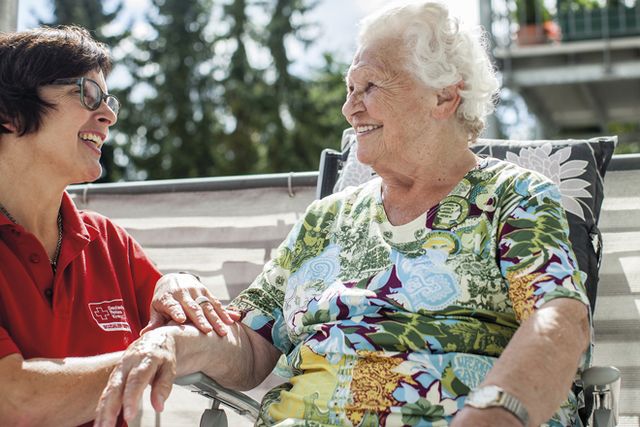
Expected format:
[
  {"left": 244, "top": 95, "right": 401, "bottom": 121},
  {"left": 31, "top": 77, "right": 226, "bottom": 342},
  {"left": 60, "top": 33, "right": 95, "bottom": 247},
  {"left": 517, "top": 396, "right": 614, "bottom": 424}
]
[
  {"left": 0, "top": 194, "right": 99, "bottom": 240},
  {"left": 55, "top": 192, "right": 100, "bottom": 272},
  {"left": 0, "top": 212, "right": 13, "bottom": 227},
  {"left": 60, "top": 191, "right": 100, "bottom": 242},
  {"left": 0, "top": 192, "right": 101, "bottom": 274}
]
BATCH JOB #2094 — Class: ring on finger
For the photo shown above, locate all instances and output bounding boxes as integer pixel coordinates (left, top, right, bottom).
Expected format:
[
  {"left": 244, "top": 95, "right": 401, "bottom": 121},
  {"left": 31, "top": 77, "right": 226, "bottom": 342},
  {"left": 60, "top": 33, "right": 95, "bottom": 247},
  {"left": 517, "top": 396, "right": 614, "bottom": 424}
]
[{"left": 194, "top": 295, "right": 211, "bottom": 306}]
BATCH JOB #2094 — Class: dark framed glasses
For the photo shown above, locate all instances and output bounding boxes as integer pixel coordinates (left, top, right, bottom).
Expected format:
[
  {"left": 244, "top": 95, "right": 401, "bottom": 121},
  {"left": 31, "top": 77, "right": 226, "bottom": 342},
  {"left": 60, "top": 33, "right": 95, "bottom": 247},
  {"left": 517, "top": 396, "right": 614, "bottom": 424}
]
[{"left": 49, "top": 77, "right": 120, "bottom": 116}]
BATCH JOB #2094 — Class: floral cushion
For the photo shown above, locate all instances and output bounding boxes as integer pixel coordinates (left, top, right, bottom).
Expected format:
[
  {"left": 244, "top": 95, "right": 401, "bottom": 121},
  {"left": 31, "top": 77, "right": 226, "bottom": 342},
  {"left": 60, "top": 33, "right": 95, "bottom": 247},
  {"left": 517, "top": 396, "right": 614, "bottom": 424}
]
[
  {"left": 471, "top": 138, "right": 616, "bottom": 310},
  {"left": 332, "top": 133, "right": 617, "bottom": 310}
]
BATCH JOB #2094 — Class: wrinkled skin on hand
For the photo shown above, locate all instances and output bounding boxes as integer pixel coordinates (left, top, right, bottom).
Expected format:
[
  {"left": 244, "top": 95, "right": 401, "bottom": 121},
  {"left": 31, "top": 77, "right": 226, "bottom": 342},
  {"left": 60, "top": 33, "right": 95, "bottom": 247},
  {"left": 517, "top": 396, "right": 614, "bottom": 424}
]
[
  {"left": 142, "top": 273, "right": 241, "bottom": 336},
  {"left": 94, "top": 329, "right": 178, "bottom": 427}
]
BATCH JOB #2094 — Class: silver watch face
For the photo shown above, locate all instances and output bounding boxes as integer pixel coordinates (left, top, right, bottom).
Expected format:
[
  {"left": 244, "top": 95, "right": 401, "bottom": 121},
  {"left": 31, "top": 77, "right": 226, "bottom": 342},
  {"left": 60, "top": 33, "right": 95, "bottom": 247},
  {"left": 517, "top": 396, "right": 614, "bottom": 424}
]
[{"left": 471, "top": 385, "right": 501, "bottom": 405}]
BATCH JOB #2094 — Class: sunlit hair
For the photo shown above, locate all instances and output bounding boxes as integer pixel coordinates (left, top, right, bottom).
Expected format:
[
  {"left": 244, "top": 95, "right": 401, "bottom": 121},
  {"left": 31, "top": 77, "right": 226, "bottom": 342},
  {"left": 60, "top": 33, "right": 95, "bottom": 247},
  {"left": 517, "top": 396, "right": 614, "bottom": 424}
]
[
  {"left": 0, "top": 26, "right": 112, "bottom": 136},
  {"left": 357, "top": 1, "right": 499, "bottom": 142}
]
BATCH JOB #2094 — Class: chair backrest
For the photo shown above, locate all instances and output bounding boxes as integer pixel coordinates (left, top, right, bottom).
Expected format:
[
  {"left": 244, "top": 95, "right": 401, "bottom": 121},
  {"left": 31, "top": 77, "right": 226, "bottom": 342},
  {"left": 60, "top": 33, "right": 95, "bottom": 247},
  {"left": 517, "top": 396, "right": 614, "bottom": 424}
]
[{"left": 316, "top": 129, "right": 617, "bottom": 312}]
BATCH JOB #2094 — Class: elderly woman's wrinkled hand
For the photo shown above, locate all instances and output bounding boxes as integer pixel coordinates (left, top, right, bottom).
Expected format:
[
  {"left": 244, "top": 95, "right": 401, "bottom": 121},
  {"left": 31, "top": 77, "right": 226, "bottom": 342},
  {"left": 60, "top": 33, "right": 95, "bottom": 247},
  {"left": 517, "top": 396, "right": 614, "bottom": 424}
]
[
  {"left": 94, "top": 329, "right": 177, "bottom": 427},
  {"left": 141, "top": 272, "right": 241, "bottom": 336}
]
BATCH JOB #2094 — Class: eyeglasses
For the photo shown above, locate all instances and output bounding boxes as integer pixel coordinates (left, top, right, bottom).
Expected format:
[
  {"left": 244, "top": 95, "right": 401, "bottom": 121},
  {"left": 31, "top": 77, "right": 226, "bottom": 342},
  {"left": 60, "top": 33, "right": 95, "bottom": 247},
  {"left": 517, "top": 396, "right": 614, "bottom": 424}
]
[{"left": 48, "top": 77, "right": 120, "bottom": 117}]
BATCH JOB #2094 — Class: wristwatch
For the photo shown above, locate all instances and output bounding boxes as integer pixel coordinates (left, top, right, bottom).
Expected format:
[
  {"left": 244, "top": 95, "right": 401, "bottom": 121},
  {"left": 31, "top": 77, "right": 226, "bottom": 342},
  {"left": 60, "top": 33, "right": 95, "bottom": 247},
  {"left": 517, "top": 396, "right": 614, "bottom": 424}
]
[{"left": 465, "top": 385, "right": 529, "bottom": 426}]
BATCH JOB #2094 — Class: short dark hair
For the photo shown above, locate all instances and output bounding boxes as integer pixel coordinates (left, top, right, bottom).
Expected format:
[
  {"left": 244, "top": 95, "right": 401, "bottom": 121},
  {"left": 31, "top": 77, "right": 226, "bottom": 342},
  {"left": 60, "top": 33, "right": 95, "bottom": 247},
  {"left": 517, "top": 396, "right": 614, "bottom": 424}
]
[{"left": 0, "top": 25, "right": 112, "bottom": 136}]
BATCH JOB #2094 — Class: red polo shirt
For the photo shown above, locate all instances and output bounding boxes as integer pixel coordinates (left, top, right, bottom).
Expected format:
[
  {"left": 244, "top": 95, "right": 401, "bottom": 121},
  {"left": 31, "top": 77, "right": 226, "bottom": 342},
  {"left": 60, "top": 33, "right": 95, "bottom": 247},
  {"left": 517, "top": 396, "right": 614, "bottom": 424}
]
[{"left": 0, "top": 192, "right": 161, "bottom": 425}]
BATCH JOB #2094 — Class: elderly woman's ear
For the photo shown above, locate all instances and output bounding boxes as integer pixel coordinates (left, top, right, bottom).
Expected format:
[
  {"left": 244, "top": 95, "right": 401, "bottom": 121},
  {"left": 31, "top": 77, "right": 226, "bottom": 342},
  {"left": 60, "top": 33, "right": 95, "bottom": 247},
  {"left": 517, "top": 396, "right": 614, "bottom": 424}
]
[{"left": 433, "top": 81, "right": 464, "bottom": 119}]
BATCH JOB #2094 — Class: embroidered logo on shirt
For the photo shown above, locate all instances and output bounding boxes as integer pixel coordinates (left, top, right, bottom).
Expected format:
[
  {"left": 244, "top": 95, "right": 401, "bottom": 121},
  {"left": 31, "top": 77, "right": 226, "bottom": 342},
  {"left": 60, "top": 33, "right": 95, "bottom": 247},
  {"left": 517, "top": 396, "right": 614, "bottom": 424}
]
[{"left": 89, "top": 299, "right": 131, "bottom": 332}]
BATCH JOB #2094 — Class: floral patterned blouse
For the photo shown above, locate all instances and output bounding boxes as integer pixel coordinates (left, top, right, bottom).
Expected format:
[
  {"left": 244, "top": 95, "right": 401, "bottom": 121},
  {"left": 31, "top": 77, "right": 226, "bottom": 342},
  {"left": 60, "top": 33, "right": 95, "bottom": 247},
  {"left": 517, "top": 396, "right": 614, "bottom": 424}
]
[{"left": 231, "top": 158, "right": 591, "bottom": 427}]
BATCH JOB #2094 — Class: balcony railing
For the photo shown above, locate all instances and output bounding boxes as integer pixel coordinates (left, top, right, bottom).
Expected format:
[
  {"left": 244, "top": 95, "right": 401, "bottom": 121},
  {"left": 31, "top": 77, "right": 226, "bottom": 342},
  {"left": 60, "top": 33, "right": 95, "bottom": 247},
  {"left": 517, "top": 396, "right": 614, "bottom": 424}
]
[
  {"left": 488, "top": 1, "right": 640, "bottom": 48},
  {"left": 558, "top": 2, "right": 640, "bottom": 41}
]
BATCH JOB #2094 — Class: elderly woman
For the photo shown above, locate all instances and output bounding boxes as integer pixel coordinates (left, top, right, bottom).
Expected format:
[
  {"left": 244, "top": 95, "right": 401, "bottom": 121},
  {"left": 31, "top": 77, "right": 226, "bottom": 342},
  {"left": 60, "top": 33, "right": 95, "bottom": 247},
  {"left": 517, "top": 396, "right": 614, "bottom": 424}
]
[
  {"left": 0, "top": 26, "right": 237, "bottom": 426},
  {"left": 95, "top": 2, "right": 591, "bottom": 426}
]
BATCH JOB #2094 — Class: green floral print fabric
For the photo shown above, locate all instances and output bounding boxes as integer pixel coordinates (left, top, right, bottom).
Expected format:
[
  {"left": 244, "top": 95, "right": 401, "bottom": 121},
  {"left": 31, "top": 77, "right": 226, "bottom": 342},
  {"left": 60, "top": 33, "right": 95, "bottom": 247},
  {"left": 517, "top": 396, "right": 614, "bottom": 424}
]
[{"left": 231, "top": 158, "right": 591, "bottom": 427}]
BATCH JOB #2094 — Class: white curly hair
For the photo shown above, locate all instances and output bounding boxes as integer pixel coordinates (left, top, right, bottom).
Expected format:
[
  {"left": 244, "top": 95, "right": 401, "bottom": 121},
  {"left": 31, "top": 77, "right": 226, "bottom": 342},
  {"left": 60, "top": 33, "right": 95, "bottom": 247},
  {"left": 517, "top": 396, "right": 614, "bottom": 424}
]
[{"left": 357, "top": 1, "right": 500, "bottom": 142}]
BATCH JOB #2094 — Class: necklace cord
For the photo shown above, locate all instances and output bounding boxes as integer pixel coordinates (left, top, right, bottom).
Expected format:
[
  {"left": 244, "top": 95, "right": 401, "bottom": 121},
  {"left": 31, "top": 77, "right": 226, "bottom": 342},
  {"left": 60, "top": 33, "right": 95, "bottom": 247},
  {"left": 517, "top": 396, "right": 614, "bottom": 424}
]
[{"left": 0, "top": 203, "right": 63, "bottom": 271}]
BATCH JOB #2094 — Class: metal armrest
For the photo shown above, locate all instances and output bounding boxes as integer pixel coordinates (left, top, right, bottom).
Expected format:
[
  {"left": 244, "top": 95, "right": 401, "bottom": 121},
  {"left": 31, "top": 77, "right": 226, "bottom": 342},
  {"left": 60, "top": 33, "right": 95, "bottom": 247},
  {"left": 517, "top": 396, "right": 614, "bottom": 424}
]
[
  {"left": 581, "top": 366, "right": 621, "bottom": 427},
  {"left": 175, "top": 372, "right": 260, "bottom": 424}
]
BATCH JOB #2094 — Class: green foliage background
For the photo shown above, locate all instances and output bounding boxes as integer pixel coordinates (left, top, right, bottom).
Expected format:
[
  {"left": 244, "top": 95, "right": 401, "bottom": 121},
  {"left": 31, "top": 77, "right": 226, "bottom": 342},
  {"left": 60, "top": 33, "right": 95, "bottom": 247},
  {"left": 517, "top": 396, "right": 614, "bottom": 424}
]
[{"left": 44, "top": 0, "right": 349, "bottom": 182}]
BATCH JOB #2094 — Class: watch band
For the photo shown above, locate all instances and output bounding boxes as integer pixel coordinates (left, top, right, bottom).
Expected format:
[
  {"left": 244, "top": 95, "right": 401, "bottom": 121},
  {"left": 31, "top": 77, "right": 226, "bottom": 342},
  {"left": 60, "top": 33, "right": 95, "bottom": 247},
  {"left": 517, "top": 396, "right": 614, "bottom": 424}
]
[
  {"left": 465, "top": 385, "right": 529, "bottom": 427},
  {"left": 498, "top": 391, "right": 529, "bottom": 427}
]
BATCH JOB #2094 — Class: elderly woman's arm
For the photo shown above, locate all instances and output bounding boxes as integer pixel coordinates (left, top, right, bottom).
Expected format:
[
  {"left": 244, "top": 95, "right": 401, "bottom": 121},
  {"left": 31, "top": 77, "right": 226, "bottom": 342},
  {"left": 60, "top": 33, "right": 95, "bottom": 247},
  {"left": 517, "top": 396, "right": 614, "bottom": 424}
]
[
  {"left": 94, "top": 320, "right": 281, "bottom": 427},
  {"left": 452, "top": 297, "right": 590, "bottom": 426}
]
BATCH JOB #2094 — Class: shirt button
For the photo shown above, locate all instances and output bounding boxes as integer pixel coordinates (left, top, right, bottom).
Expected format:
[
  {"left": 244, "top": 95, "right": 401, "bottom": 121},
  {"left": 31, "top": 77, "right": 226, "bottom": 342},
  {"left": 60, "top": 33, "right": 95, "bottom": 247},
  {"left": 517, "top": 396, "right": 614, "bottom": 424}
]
[
  {"left": 44, "top": 288, "right": 53, "bottom": 299},
  {"left": 29, "top": 254, "right": 41, "bottom": 263}
]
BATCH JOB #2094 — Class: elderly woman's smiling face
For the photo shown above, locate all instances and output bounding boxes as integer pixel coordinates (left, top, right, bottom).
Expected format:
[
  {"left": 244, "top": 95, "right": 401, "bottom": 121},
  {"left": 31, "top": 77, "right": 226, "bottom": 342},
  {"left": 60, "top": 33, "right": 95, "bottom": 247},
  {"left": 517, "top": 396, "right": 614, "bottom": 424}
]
[{"left": 342, "top": 38, "right": 440, "bottom": 170}]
